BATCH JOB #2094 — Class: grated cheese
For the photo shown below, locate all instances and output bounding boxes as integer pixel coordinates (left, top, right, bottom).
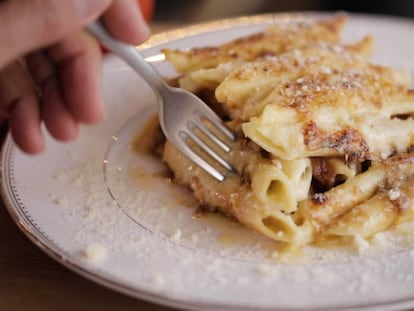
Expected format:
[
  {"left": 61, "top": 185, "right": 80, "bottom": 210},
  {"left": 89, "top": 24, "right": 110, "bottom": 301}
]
[{"left": 82, "top": 243, "right": 108, "bottom": 263}]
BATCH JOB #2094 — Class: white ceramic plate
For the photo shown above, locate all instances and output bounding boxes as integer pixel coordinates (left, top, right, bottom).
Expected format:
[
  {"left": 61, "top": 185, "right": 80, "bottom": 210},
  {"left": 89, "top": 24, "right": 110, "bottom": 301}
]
[{"left": 3, "top": 13, "right": 414, "bottom": 311}]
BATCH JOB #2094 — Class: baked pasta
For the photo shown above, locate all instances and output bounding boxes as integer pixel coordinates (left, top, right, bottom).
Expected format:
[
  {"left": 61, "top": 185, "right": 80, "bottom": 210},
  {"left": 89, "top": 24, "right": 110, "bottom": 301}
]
[{"left": 160, "top": 15, "right": 414, "bottom": 247}]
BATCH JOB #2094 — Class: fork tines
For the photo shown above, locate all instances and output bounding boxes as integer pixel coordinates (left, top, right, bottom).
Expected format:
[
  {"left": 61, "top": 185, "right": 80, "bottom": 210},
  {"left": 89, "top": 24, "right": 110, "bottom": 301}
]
[{"left": 178, "top": 112, "right": 236, "bottom": 181}]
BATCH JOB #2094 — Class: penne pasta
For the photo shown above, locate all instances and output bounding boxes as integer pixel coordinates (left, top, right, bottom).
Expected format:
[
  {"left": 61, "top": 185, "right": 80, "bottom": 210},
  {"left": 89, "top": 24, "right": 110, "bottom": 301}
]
[
  {"left": 296, "top": 164, "right": 387, "bottom": 230},
  {"left": 163, "top": 14, "right": 351, "bottom": 73},
  {"left": 297, "top": 153, "right": 414, "bottom": 237},
  {"left": 311, "top": 157, "right": 358, "bottom": 190},
  {"left": 325, "top": 174, "right": 414, "bottom": 239},
  {"left": 251, "top": 162, "right": 297, "bottom": 213},
  {"left": 324, "top": 193, "right": 399, "bottom": 238},
  {"left": 163, "top": 141, "right": 310, "bottom": 244},
  {"left": 279, "top": 158, "right": 312, "bottom": 201},
  {"left": 146, "top": 14, "right": 414, "bottom": 250},
  {"left": 178, "top": 61, "right": 243, "bottom": 93}
]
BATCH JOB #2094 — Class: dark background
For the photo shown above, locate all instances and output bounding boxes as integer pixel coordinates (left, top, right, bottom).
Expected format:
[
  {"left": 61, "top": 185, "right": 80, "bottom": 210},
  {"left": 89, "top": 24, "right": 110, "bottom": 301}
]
[{"left": 153, "top": 0, "right": 414, "bottom": 23}]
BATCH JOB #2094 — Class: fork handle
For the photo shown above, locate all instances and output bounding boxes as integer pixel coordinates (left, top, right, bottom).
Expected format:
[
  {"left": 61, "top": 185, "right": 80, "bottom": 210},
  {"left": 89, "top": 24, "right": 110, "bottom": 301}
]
[{"left": 86, "top": 21, "right": 168, "bottom": 96}]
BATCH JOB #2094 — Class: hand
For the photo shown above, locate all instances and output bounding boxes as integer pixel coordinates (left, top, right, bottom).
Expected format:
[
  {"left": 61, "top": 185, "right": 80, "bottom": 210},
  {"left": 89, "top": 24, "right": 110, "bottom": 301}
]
[{"left": 0, "top": 0, "right": 151, "bottom": 153}]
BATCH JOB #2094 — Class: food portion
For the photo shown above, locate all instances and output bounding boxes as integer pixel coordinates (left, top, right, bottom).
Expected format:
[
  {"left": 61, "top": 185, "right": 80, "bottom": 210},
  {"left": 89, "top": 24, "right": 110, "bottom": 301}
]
[
  {"left": 164, "top": 15, "right": 373, "bottom": 95},
  {"left": 159, "top": 15, "right": 414, "bottom": 247},
  {"left": 222, "top": 46, "right": 414, "bottom": 161},
  {"left": 163, "top": 15, "right": 371, "bottom": 74}
]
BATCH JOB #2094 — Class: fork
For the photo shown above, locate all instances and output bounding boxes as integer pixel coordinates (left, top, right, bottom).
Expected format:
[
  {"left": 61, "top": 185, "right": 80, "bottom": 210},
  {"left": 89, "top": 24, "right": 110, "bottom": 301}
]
[{"left": 87, "top": 21, "right": 235, "bottom": 181}]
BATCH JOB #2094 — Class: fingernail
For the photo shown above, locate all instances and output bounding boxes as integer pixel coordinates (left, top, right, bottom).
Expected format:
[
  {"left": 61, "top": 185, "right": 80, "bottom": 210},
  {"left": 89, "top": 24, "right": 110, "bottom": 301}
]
[{"left": 75, "top": 0, "right": 111, "bottom": 20}]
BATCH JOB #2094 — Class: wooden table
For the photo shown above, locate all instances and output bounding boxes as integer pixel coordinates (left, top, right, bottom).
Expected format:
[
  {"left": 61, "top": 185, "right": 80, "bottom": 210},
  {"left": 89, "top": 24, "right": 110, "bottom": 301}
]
[
  {"left": 0, "top": 205, "right": 176, "bottom": 311},
  {"left": 0, "top": 23, "right": 184, "bottom": 311}
]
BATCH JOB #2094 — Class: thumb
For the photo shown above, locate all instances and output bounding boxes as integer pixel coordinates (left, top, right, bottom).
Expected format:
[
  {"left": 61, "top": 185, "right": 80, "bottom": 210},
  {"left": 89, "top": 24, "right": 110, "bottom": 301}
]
[{"left": 0, "top": 0, "right": 112, "bottom": 68}]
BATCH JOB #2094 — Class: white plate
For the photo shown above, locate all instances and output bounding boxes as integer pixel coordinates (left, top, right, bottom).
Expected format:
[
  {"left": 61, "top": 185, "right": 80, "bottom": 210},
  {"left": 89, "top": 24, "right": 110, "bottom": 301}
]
[{"left": 3, "top": 12, "right": 414, "bottom": 311}]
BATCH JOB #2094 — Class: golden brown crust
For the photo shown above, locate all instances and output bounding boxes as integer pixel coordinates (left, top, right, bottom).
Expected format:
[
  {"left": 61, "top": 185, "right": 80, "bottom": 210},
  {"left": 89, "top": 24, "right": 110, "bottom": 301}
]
[
  {"left": 311, "top": 158, "right": 338, "bottom": 189},
  {"left": 163, "top": 14, "right": 371, "bottom": 73},
  {"left": 303, "top": 122, "right": 370, "bottom": 161},
  {"left": 216, "top": 45, "right": 412, "bottom": 121}
]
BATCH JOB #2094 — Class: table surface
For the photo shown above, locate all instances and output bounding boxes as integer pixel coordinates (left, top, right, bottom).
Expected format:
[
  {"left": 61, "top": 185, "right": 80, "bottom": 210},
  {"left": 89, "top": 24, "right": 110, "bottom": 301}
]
[
  {"left": 0, "top": 23, "right": 183, "bottom": 311},
  {"left": 0, "top": 206, "right": 176, "bottom": 311}
]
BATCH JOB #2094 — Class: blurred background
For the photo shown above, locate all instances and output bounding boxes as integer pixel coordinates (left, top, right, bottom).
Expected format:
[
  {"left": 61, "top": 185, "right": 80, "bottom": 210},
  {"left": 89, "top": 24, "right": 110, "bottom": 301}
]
[{"left": 147, "top": 0, "right": 414, "bottom": 24}]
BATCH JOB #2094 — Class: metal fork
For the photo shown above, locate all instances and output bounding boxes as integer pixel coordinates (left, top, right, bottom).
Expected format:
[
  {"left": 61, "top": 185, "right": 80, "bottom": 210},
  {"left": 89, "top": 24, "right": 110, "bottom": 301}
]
[{"left": 87, "top": 21, "right": 235, "bottom": 181}]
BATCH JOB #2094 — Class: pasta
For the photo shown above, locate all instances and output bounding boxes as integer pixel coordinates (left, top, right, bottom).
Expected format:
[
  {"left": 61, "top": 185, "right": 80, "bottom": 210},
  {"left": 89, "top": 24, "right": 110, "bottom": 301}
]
[
  {"left": 311, "top": 157, "right": 359, "bottom": 189},
  {"left": 324, "top": 159, "right": 414, "bottom": 239},
  {"left": 156, "top": 14, "right": 414, "bottom": 248},
  {"left": 251, "top": 161, "right": 298, "bottom": 214},
  {"left": 163, "top": 14, "right": 370, "bottom": 73},
  {"left": 279, "top": 158, "right": 312, "bottom": 202},
  {"left": 163, "top": 140, "right": 309, "bottom": 244}
]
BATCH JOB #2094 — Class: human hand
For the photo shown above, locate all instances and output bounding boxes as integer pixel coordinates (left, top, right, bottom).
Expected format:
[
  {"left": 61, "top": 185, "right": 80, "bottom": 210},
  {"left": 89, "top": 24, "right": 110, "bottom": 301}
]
[{"left": 0, "top": 0, "right": 151, "bottom": 153}]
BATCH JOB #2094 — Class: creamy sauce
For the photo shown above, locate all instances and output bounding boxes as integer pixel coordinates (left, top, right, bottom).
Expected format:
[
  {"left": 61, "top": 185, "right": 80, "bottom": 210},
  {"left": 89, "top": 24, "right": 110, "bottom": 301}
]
[{"left": 129, "top": 106, "right": 414, "bottom": 261}]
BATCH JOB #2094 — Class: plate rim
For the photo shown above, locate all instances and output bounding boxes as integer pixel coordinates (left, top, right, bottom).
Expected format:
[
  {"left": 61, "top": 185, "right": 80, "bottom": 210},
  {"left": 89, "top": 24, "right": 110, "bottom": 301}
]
[{"left": 3, "top": 12, "right": 414, "bottom": 311}]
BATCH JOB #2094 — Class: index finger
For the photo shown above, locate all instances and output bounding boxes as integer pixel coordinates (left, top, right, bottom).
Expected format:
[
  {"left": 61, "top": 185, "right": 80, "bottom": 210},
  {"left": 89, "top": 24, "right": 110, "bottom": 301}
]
[
  {"left": 0, "top": 0, "right": 112, "bottom": 69},
  {"left": 102, "top": 0, "right": 151, "bottom": 45}
]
